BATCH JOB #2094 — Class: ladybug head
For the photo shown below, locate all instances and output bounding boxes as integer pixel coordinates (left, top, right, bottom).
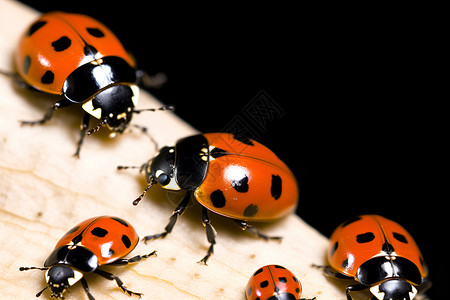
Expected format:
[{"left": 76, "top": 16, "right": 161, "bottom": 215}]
[
  {"left": 370, "top": 279, "right": 418, "bottom": 300},
  {"left": 41, "top": 265, "right": 83, "bottom": 298},
  {"left": 146, "top": 146, "right": 180, "bottom": 190},
  {"left": 84, "top": 84, "right": 139, "bottom": 136}
]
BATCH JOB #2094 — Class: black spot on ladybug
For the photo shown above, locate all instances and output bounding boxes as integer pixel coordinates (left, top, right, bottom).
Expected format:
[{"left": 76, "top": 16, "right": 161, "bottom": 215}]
[
  {"left": 86, "top": 27, "right": 105, "bottom": 37},
  {"left": 293, "top": 276, "right": 299, "bottom": 283},
  {"left": 111, "top": 217, "right": 129, "bottom": 227},
  {"left": 51, "top": 36, "right": 71, "bottom": 52},
  {"left": 210, "top": 147, "right": 228, "bottom": 158},
  {"left": 244, "top": 204, "right": 258, "bottom": 217},
  {"left": 270, "top": 175, "right": 282, "bottom": 200},
  {"left": 254, "top": 267, "right": 264, "bottom": 276},
  {"left": 210, "top": 190, "right": 226, "bottom": 208},
  {"left": 231, "top": 174, "right": 249, "bottom": 192},
  {"left": 23, "top": 55, "right": 31, "bottom": 74},
  {"left": 260, "top": 280, "right": 269, "bottom": 288},
  {"left": 121, "top": 234, "right": 132, "bottom": 248},
  {"left": 393, "top": 232, "right": 408, "bottom": 243},
  {"left": 27, "top": 20, "right": 47, "bottom": 36},
  {"left": 342, "top": 258, "right": 349, "bottom": 269},
  {"left": 274, "top": 265, "right": 286, "bottom": 269},
  {"left": 330, "top": 241, "right": 339, "bottom": 256},
  {"left": 279, "top": 276, "right": 287, "bottom": 283},
  {"left": 91, "top": 227, "right": 108, "bottom": 237},
  {"left": 356, "top": 232, "right": 375, "bottom": 243},
  {"left": 41, "top": 70, "right": 54, "bottom": 84},
  {"left": 233, "top": 134, "right": 254, "bottom": 146},
  {"left": 295, "top": 287, "right": 300, "bottom": 293},
  {"left": 341, "top": 216, "right": 362, "bottom": 228}
]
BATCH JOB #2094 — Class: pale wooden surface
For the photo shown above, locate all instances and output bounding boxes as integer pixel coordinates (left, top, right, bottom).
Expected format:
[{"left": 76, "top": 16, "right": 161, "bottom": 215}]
[{"left": 0, "top": 2, "right": 415, "bottom": 300}]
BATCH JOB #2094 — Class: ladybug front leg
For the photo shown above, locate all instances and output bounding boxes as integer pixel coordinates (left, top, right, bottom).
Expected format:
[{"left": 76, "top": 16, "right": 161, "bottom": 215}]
[
  {"left": 135, "top": 70, "right": 167, "bottom": 89},
  {"left": 346, "top": 284, "right": 368, "bottom": 300},
  {"left": 234, "top": 220, "right": 282, "bottom": 241},
  {"left": 80, "top": 277, "right": 95, "bottom": 300},
  {"left": 142, "top": 192, "right": 191, "bottom": 242},
  {"left": 94, "top": 268, "right": 143, "bottom": 298},
  {"left": 20, "top": 97, "right": 73, "bottom": 126},
  {"left": 74, "top": 113, "right": 90, "bottom": 157},
  {"left": 198, "top": 207, "right": 217, "bottom": 265}
]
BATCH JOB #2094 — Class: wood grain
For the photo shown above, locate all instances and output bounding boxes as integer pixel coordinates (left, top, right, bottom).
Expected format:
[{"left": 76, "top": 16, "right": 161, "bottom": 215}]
[{"left": 0, "top": 2, "right": 426, "bottom": 300}]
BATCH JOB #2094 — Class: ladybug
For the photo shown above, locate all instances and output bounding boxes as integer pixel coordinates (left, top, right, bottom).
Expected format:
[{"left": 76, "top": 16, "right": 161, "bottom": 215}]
[
  {"left": 246, "top": 264, "right": 316, "bottom": 300},
  {"left": 20, "top": 216, "right": 156, "bottom": 299},
  {"left": 315, "top": 215, "right": 431, "bottom": 300},
  {"left": 118, "top": 133, "right": 298, "bottom": 264},
  {"left": 11, "top": 11, "right": 171, "bottom": 156}
]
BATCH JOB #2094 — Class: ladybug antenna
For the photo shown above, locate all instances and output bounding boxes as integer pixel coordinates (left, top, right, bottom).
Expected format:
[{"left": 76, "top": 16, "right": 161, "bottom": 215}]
[
  {"left": 86, "top": 118, "right": 108, "bottom": 136},
  {"left": 19, "top": 266, "right": 49, "bottom": 272},
  {"left": 132, "top": 124, "right": 159, "bottom": 152},
  {"left": 133, "top": 179, "right": 155, "bottom": 206},
  {"left": 132, "top": 104, "right": 175, "bottom": 114},
  {"left": 36, "top": 285, "right": 50, "bottom": 298}
]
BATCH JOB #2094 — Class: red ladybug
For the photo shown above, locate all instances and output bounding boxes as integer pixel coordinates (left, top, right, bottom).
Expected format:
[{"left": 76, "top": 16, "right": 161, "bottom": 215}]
[
  {"left": 11, "top": 11, "right": 171, "bottom": 156},
  {"left": 20, "top": 216, "right": 156, "bottom": 299},
  {"left": 118, "top": 133, "right": 298, "bottom": 264},
  {"left": 315, "top": 215, "right": 431, "bottom": 300},
  {"left": 246, "top": 264, "right": 316, "bottom": 300}
]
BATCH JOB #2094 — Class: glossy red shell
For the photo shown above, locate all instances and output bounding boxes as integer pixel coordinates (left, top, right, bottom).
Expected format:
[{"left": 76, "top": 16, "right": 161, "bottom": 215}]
[
  {"left": 246, "top": 265, "right": 302, "bottom": 300},
  {"left": 54, "top": 216, "right": 139, "bottom": 265},
  {"left": 194, "top": 133, "right": 298, "bottom": 221}
]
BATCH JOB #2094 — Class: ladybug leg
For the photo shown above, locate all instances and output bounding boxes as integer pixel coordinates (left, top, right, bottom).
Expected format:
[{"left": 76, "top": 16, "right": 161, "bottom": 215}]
[
  {"left": 20, "top": 97, "right": 73, "bottom": 126},
  {"left": 107, "top": 251, "right": 157, "bottom": 266},
  {"left": 94, "top": 268, "right": 143, "bottom": 298},
  {"left": 198, "top": 207, "right": 217, "bottom": 265},
  {"left": 0, "top": 69, "right": 34, "bottom": 90},
  {"left": 132, "top": 124, "right": 159, "bottom": 152},
  {"left": 74, "top": 113, "right": 90, "bottom": 158},
  {"left": 142, "top": 192, "right": 191, "bottom": 242},
  {"left": 80, "top": 278, "right": 95, "bottom": 300},
  {"left": 418, "top": 278, "right": 432, "bottom": 295},
  {"left": 135, "top": 70, "right": 167, "bottom": 89},
  {"left": 346, "top": 284, "right": 368, "bottom": 300},
  {"left": 311, "top": 264, "right": 352, "bottom": 280},
  {"left": 234, "top": 220, "right": 282, "bottom": 241}
]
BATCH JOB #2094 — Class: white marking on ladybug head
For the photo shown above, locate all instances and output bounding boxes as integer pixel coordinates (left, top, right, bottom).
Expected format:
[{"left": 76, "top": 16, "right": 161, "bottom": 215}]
[
  {"left": 67, "top": 270, "right": 83, "bottom": 287},
  {"left": 370, "top": 285, "right": 385, "bottom": 300},
  {"left": 82, "top": 99, "right": 102, "bottom": 119},
  {"left": 130, "top": 84, "right": 139, "bottom": 107}
]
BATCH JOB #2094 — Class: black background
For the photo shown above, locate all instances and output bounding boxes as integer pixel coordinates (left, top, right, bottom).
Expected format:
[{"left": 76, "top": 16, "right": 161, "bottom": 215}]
[{"left": 15, "top": 1, "right": 446, "bottom": 298}]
